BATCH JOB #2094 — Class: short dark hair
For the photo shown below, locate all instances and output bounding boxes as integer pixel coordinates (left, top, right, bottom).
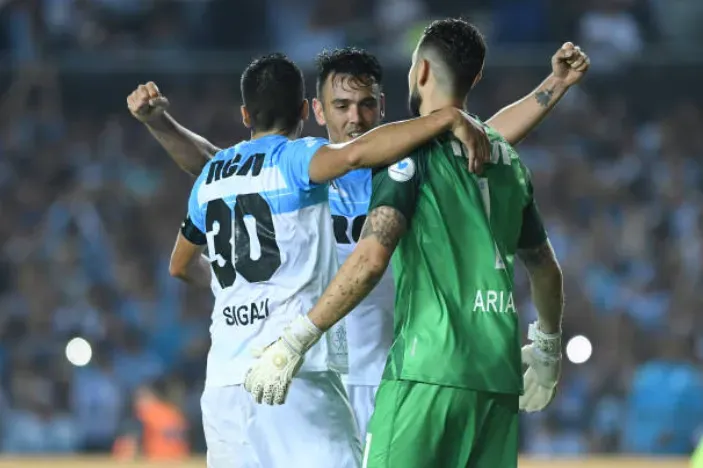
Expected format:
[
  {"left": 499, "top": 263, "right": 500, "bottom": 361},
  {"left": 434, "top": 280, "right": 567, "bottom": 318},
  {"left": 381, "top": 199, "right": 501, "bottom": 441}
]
[
  {"left": 240, "top": 53, "right": 305, "bottom": 133},
  {"left": 315, "top": 47, "right": 383, "bottom": 98},
  {"left": 418, "top": 18, "right": 486, "bottom": 98}
]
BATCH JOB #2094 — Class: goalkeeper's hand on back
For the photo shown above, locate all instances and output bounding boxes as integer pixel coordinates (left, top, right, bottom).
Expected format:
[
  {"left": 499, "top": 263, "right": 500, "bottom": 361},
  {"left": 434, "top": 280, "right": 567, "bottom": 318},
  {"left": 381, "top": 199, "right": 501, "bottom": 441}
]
[
  {"left": 520, "top": 321, "right": 561, "bottom": 412},
  {"left": 244, "top": 316, "right": 322, "bottom": 405}
]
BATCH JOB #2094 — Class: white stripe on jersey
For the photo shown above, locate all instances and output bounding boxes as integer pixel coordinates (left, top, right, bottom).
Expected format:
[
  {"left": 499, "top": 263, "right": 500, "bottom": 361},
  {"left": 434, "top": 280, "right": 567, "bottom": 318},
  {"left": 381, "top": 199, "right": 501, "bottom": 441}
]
[
  {"left": 206, "top": 203, "right": 337, "bottom": 387},
  {"left": 198, "top": 166, "right": 289, "bottom": 205}
]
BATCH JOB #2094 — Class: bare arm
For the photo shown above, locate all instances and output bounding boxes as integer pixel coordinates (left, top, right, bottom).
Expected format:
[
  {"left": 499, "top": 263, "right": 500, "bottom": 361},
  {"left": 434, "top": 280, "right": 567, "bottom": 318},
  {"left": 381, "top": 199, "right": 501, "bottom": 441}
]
[
  {"left": 169, "top": 232, "right": 211, "bottom": 288},
  {"left": 146, "top": 113, "right": 220, "bottom": 176},
  {"left": 307, "top": 206, "right": 406, "bottom": 330},
  {"left": 517, "top": 240, "right": 564, "bottom": 334},
  {"left": 486, "top": 43, "right": 590, "bottom": 146},
  {"left": 127, "top": 82, "right": 220, "bottom": 176},
  {"left": 486, "top": 75, "right": 569, "bottom": 146},
  {"left": 308, "top": 107, "right": 486, "bottom": 183}
]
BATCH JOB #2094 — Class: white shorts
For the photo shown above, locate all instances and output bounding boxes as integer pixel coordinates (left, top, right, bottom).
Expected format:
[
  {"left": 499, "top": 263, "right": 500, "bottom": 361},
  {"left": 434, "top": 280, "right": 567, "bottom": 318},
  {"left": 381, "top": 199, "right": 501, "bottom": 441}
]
[
  {"left": 201, "top": 371, "right": 361, "bottom": 468},
  {"left": 345, "top": 382, "right": 379, "bottom": 438}
]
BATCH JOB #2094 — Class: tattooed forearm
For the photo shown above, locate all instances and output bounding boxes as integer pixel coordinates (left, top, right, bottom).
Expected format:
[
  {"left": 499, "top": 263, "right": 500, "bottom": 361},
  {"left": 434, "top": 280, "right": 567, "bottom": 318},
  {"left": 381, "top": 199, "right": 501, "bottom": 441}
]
[
  {"left": 534, "top": 86, "right": 555, "bottom": 108},
  {"left": 360, "top": 206, "right": 408, "bottom": 249},
  {"left": 308, "top": 249, "right": 386, "bottom": 331},
  {"left": 308, "top": 206, "right": 403, "bottom": 331}
]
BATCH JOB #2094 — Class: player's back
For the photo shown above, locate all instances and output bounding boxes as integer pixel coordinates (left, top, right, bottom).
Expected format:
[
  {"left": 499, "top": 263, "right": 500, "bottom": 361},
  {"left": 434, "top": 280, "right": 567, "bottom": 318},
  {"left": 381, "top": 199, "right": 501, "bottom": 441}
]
[
  {"left": 189, "top": 134, "right": 336, "bottom": 387},
  {"left": 375, "top": 127, "right": 534, "bottom": 395}
]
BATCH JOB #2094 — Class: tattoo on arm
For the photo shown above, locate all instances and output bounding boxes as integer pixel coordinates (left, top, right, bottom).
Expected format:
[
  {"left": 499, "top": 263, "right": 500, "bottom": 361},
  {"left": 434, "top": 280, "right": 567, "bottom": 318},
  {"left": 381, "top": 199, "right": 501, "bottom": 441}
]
[
  {"left": 308, "top": 206, "right": 405, "bottom": 331},
  {"left": 535, "top": 86, "right": 555, "bottom": 108},
  {"left": 360, "top": 206, "right": 408, "bottom": 249}
]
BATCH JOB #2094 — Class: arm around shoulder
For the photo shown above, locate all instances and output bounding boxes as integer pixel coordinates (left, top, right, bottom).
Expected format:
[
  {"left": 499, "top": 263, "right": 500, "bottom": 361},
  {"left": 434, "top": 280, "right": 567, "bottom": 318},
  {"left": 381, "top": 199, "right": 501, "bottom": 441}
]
[{"left": 307, "top": 108, "right": 456, "bottom": 184}]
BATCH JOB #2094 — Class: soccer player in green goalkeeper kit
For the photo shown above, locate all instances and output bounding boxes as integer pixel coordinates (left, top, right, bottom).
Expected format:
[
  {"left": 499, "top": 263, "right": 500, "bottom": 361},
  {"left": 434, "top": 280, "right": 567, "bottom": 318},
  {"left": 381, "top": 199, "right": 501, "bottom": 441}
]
[{"left": 246, "top": 18, "right": 578, "bottom": 467}]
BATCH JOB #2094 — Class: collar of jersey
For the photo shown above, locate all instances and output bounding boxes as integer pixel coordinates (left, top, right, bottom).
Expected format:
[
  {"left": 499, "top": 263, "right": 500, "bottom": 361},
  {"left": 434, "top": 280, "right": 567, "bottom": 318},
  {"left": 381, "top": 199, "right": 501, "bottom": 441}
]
[{"left": 248, "top": 134, "right": 288, "bottom": 143}]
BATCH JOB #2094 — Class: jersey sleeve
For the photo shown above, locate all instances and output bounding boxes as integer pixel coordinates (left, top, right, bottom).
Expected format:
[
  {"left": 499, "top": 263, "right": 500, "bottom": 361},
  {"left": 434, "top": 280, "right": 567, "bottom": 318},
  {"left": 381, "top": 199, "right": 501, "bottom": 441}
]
[
  {"left": 279, "top": 137, "right": 329, "bottom": 191},
  {"left": 517, "top": 171, "right": 548, "bottom": 250},
  {"left": 368, "top": 152, "right": 424, "bottom": 223},
  {"left": 180, "top": 171, "right": 207, "bottom": 246}
]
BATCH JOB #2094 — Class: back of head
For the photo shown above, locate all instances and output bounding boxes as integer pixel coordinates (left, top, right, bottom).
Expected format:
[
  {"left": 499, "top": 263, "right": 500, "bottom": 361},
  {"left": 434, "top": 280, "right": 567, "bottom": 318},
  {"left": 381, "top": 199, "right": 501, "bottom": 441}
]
[
  {"left": 315, "top": 47, "right": 383, "bottom": 99},
  {"left": 240, "top": 53, "right": 305, "bottom": 134},
  {"left": 417, "top": 18, "right": 486, "bottom": 100}
]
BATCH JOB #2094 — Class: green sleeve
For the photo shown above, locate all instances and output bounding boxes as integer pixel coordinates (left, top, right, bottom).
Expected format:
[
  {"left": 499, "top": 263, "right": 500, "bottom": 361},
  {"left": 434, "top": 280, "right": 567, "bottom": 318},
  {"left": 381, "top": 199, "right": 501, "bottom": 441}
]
[
  {"left": 517, "top": 170, "right": 548, "bottom": 250},
  {"left": 368, "top": 151, "right": 424, "bottom": 222}
]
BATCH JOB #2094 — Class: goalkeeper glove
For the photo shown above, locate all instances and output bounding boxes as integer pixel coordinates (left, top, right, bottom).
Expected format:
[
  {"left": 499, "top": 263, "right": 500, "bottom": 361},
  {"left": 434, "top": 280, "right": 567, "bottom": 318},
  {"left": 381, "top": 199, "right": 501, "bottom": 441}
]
[
  {"left": 244, "top": 315, "right": 322, "bottom": 405},
  {"left": 519, "top": 321, "right": 562, "bottom": 412}
]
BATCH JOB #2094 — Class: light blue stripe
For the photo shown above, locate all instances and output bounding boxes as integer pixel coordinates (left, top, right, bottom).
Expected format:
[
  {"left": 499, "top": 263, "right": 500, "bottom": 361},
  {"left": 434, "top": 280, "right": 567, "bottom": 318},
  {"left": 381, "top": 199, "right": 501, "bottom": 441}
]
[
  {"left": 328, "top": 169, "right": 371, "bottom": 217},
  {"left": 218, "top": 185, "right": 328, "bottom": 215}
]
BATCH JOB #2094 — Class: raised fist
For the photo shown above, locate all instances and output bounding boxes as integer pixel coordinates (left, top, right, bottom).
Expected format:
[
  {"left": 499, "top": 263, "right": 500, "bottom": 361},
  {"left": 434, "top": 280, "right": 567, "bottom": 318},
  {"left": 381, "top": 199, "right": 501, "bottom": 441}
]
[
  {"left": 551, "top": 42, "right": 590, "bottom": 87},
  {"left": 127, "top": 81, "right": 170, "bottom": 123}
]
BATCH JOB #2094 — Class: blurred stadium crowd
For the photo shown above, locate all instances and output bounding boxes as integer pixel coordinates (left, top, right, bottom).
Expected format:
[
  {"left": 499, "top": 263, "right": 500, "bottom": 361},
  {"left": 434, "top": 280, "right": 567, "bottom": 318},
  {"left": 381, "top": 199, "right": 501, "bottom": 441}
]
[{"left": 0, "top": 0, "right": 703, "bottom": 459}]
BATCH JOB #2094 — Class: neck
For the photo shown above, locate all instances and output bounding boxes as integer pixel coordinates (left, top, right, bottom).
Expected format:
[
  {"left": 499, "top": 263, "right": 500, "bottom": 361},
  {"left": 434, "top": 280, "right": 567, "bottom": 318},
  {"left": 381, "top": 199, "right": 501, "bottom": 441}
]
[
  {"left": 420, "top": 94, "right": 464, "bottom": 116},
  {"left": 251, "top": 128, "right": 297, "bottom": 140}
]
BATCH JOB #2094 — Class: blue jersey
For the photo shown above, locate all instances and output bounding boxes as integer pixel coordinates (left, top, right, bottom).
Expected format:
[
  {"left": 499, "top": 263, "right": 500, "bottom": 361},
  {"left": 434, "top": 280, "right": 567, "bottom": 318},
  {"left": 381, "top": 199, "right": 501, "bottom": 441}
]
[{"left": 183, "top": 135, "right": 338, "bottom": 386}]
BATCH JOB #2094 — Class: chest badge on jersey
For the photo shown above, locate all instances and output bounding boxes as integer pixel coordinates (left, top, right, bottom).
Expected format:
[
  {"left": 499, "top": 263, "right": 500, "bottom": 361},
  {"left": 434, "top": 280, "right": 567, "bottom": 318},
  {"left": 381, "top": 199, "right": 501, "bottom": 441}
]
[{"left": 388, "top": 158, "right": 416, "bottom": 182}]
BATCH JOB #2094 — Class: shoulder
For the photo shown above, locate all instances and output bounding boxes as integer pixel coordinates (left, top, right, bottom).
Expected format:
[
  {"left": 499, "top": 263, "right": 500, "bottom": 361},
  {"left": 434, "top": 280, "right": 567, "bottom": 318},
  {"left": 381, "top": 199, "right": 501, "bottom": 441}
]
[
  {"left": 385, "top": 157, "right": 419, "bottom": 183},
  {"left": 372, "top": 142, "right": 431, "bottom": 181},
  {"left": 275, "top": 137, "right": 329, "bottom": 169},
  {"left": 285, "top": 136, "right": 329, "bottom": 152}
]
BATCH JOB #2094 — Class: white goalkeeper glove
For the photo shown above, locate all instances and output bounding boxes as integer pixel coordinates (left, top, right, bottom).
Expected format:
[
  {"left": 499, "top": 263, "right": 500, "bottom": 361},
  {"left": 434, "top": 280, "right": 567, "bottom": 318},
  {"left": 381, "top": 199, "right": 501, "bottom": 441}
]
[
  {"left": 244, "top": 315, "right": 322, "bottom": 405},
  {"left": 519, "top": 321, "right": 562, "bottom": 413}
]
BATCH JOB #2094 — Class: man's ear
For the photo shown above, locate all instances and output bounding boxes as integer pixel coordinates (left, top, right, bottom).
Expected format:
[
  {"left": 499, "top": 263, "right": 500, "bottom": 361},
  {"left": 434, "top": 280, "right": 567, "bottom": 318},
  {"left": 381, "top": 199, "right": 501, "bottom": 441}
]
[
  {"left": 472, "top": 68, "right": 484, "bottom": 89},
  {"left": 417, "top": 58, "right": 431, "bottom": 88},
  {"left": 241, "top": 105, "right": 251, "bottom": 128},
  {"left": 312, "top": 98, "right": 327, "bottom": 126},
  {"left": 379, "top": 93, "right": 386, "bottom": 120}
]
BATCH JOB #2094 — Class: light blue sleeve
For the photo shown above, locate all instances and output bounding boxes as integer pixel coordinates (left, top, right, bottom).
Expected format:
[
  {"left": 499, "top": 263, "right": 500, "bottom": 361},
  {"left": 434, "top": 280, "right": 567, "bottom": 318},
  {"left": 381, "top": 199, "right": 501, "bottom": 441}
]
[
  {"left": 279, "top": 137, "right": 328, "bottom": 191},
  {"left": 187, "top": 169, "right": 208, "bottom": 233}
]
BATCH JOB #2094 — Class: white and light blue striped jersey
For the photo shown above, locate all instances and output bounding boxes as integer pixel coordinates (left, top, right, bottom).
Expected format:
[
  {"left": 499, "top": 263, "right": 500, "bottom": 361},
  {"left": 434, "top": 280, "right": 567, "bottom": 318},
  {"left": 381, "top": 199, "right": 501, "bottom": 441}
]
[
  {"left": 186, "top": 135, "right": 337, "bottom": 387},
  {"left": 329, "top": 169, "right": 395, "bottom": 386}
]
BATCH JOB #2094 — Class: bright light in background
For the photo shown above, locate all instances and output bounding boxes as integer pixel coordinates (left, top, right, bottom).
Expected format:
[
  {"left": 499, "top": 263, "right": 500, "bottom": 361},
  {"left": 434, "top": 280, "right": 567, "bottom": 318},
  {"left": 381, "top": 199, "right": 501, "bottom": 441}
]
[
  {"left": 566, "top": 335, "right": 592, "bottom": 364},
  {"left": 65, "top": 337, "right": 93, "bottom": 367}
]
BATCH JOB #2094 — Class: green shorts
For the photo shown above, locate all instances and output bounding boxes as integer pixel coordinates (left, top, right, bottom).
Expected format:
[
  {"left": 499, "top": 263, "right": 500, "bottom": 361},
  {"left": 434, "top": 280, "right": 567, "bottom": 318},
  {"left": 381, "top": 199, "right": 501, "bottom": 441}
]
[{"left": 363, "top": 380, "right": 519, "bottom": 468}]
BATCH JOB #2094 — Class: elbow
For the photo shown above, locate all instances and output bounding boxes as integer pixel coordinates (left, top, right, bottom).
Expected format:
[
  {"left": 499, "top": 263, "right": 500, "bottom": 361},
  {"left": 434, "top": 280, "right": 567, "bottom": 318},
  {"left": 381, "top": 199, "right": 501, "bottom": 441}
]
[
  {"left": 364, "top": 253, "right": 390, "bottom": 283},
  {"left": 169, "top": 262, "right": 188, "bottom": 281},
  {"left": 343, "top": 145, "right": 364, "bottom": 170},
  {"left": 366, "top": 263, "right": 387, "bottom": 284},
  {"left": 550, "top": 261, "right": 564, "bottom": 284},
  {"left": 355, "top": 238, "right": 393, "bottom": 281},
  {"left": 184, "top": 157, "right": 209, "bottom": 177},
  {"left": 489, "top": 125, "right": 519, "bottom": 147},
  {"left": 534, "top": 263, "right": 563, "bottom": 290},
  {"left": 550, "top": 268, "right": 564, "bottom": 293}
]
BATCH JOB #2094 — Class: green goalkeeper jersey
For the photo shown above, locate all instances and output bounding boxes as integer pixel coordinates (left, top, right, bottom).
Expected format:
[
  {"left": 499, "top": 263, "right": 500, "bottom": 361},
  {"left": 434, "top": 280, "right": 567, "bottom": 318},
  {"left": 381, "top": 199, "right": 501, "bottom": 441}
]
[{"left": 368, "top": 124, "right": 547, "bottom": 395}]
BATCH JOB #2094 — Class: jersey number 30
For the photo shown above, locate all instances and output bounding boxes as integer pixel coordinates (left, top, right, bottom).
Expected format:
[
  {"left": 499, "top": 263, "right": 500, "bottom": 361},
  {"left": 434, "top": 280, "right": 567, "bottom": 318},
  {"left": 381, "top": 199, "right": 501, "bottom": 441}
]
[{"left": 205, "top": 194, "right": 282, "bottom": 289}]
